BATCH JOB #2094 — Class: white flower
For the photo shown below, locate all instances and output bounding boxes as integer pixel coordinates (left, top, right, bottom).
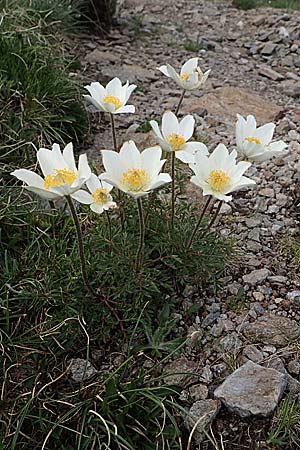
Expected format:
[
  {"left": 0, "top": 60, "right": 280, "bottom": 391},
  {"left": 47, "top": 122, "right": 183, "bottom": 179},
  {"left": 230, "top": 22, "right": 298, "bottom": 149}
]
[
  {"left": 190, "top": 143, "right": 255, "bottom": 202},
  {"left": 236, "top": 114, "right": 288, "bottom": 162},
  {"left": 158, "top": 57, "right": 210, "bottom": 91},
  {"left": 72, "top": 174, "right": 116, "bottom": 214},
  {"left": 84, "top": 77, "right": 136, "bottom": 114},
  {"left": 11, "top": 143, "right": 91, "bottom": 200},
  {"left": 100, "top": 140, "right": 171, "bottom": 199},
  {"left": 150, "top": 110, "right": 208, "bottom": 163}
]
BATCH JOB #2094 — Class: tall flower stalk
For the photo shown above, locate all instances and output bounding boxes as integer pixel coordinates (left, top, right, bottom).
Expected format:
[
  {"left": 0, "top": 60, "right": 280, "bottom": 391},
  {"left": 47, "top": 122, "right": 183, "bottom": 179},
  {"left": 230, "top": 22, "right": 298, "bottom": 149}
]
[
  {"left": 135, "top": 198, "right": 145, "bottom": 272},
  {"left": 66, "top": 195, "right": 96, "bottom": 298},
  {"left": 175, "top": 89, "right": 186, "bottom": 115},
  {"left": 186, "top": 195, "right": 212, "bottom": 250}
]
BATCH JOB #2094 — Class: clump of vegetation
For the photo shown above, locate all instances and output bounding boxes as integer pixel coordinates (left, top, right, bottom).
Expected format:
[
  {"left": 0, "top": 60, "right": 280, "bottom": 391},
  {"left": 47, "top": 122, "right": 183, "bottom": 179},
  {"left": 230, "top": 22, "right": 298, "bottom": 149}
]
[
  {"left": 233, "top": 0, "right": 300, "bottom": 10},
  {"left": 267, "top": 395, "right": 300, "bottom": 447},
  {"left": 0, "top": 0, "right": 88, "bottom": 163}
]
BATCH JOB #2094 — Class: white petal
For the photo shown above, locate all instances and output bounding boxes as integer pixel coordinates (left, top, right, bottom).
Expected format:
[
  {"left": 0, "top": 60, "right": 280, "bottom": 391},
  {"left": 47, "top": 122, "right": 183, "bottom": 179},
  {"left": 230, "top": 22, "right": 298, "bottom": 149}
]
[
  {"left": 179, "top": 115, "right": 195, "bottom": 141},
  {"left": 183, "top": 141, "right": 209, "bottom": 156},
  {"left": 119, "top": 140, "right": 141, "bottom": 169},
  {"left": 150, "top": 120, "right": 164, "bottom": 141},
  {"left": 83, "top": 95, "right": 104, "bottom": 112},
  {"left": 100, "top": 179, "right": 114, "bottom": 192},
  {"left": 161, "top": 111, "right": 179, "bottom": 139},
  {"left": 157, "top": 65, "right": 171, "bottom": 77},
  {"left": 115, "top": 105, "right": 135, "bottom": 114},
  {"left": 148, "top": 173, "right": 172, "bottom": 190},
  {"left": 11, "top": 169, "right": 44, "bottom": 188},
  {"left": 101, "top": 150, "right": 126, "bottom": 181},
  {"left": 125, "top": 84, "right": 137, "bottom": 102},
  {"left": 90, "top": 203, "right": 104, "bottom": 214},
  {"left": 180, "top": 58, "right": 198, "bottom": 75},
  {"left": 25, "top": 186, "right": 61, "bottom": 199},
  {"left": 165, "top": 64, "right": 181, "bottom": 85},
  {"left": 37, "top": 148, "right": 61, "bottom": 176},
  {"left": 63, "top": 142, "right": 76, "bottom": 172},
  {"left": 106, "top": 77, "right": 123, "bottom": 97},
  {"left": 175, "top": 150, "right": 195, "bottom": 164},
  {"left": 86, "top": 173, "right": 101, "bottom": 193},
  {"left": 84, "top": 82, "right": 106, "bottom": 102},
  {"left": 254, "top": 123, "right": 275, "bottom": 145},
  {"left": 229, "top": 176, "right": 256, "bottom": 193},
  {"left": 209, "top": 143, "right": 230, "bottom": 169},
  {"left": 141, "top": 146, "right": 163, "bottom": 175},
  {"left": 71, "top": 190, "right": 93, "bottom": 204},
  {"left": 78, "top": 154, "right": 91, "bottom": 180}
]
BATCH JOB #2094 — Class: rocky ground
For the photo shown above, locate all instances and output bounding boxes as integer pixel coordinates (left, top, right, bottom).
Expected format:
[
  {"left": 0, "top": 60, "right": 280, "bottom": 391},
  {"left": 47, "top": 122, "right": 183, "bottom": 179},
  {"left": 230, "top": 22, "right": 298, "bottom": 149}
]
[{"left": 69, "top": 0, "right": 300, "bottom": 448}]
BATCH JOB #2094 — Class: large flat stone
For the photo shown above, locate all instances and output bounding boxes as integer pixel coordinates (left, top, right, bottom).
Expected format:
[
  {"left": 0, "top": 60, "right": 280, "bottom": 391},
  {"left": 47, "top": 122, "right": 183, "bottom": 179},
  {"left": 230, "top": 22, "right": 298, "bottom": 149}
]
[
  {"left": 243, "top": 314, "right": 300, "bottom": 347},
  {"left": 214, "top": 361, "right": 287, "bottom": 418},
  {"left": 182, "top": 86, "right": 281, "bottom": 123}
]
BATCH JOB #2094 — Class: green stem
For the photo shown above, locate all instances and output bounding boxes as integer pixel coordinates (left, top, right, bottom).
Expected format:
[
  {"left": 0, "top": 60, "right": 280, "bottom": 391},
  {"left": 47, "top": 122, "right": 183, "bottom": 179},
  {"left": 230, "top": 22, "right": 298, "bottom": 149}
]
[
  {"left": 110, "top": 113, "right": 117, "bottom": 151},
  {"left": 171, "top": 151, "right": 176, "bottom": 228},
  {"left": 135, "top": 198, "right": 145, "bottom": 273},
  {"left": 66, "top": 195, "right": 96, "bottom": 298},
  {"left": 175, "top": 89, "right": 186, "bottom": 115},
  {"left": 105, "top": 210, "right": 112, "bottom": 244},
  {"left": 207, "top": 199, "right": 223, "bottom": 230},
  {"left": 66, "top": 196, "right": 125, "bottom": 334},
  {"left": 186, "top": 195, "right": 212, "bottom": 250}
]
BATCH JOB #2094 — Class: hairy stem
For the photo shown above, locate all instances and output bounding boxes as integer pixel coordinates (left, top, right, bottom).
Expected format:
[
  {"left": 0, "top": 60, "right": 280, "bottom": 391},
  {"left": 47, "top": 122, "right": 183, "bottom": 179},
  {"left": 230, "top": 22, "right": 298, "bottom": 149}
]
[
  {"left": 207, "top": 199, "right": 223, "bottom": 230},
  {"left": 186, "top": 195, "right": 212, "bottom": 250},
  {"left": 66, "top": 195, "right": 96, "bottom": 298},
  {"left": 135, "top": 198, "right": 145, "bottom": 272},
  {"left": 175, "top": 89, "right": 186, "bottom": 115},
  {"left": 110, "top": 113, "right": 118, "bottom": 151},
  {"left": 171, "top": 151, "right": 176, "bottom": 228}
]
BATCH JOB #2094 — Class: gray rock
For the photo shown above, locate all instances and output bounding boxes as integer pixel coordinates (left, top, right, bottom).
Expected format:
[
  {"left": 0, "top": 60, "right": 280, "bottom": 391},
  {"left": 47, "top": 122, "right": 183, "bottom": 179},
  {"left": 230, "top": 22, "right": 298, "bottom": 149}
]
[
  {"left": 243, "top": 344, "right": 264, "bottom": 363},
  {"left": 69, "top": 358, "right": 97, "bottom": 383},
  {"left": 287, "top": 291, "right": 300, "bottom": 303},
  {"left": 243, "top": 269, "right": 271, "bottom": 285},
  {"left": 268, "top": 275, "right": 288, "bottom": 284},
  {"left": 258, "top": 66, "right": 285, "bottom": 81},
  {"left": 214, "top": 361, "right": 287, "bottom": 417},
  {"left": 189, "top": 384, "right": 209, "bottom": 401},
  {"left": 261, "top": 42, "right": 277, "bottom": 55},
  {"left": 184, "top": 400, "right": 221, "bottom": 443},
  {"left": 243, "top": 314, "right": 300, "bottom": 347},
  {"left": 163, "top": 357, "right": 199, "bottom": 386},
  {"left": 287, "top": 360, "right": 300, "bottom": 376},
  {"left": 219, "top": 332, "right": 243, "bottom": 353}
]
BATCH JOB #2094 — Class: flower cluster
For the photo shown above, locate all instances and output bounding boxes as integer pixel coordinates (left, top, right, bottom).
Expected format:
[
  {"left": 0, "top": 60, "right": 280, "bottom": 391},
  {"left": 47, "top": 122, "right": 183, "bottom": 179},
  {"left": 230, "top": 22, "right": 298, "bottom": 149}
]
[{"left": 12, "top": 56, "right": 288, "bottom": 286}]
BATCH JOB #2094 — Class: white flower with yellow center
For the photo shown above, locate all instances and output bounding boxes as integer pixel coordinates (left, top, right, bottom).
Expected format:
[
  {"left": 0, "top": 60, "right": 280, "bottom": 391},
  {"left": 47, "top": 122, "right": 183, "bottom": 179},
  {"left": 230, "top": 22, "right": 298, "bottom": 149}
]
[
  {"left": 236, "top": 114, "right": 288, "bottom": 162},
  {"left": 72, "top": 174, "right": 116, "bottom": 214},
  {"left": 158, "top": 57, "right": 210, "bottom": 91},
  {"left": 190, "top": 143, "right": 256, "bottom": 202},
  {"left": 150, "top": 110, "right": 208, "bottom": 163},
  {"left": 83, "top": 77, "right": 136, "bottom": 114},
  {"left": 11, "top": 143, "right": 91, "bottom": 200},
  {"left": 100, "top": 140, "right": 171, "bottom": 199}
]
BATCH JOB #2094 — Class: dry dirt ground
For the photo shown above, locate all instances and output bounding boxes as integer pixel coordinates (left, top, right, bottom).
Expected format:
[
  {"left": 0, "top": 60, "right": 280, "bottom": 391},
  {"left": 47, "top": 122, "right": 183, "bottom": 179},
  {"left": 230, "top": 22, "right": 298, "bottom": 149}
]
[{"left": 69, "top": 1, "right": 300, "bottom": 448}]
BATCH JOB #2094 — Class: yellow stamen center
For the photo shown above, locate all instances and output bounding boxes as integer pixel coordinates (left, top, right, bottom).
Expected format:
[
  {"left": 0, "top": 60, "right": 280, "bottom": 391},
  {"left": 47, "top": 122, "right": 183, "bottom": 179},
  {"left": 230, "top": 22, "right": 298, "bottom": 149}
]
[
  {"left": 244, "top": 137, "right": 261, "bottom": 145},
  {"left": 166, "top": 133, "right": 186, "bottom": 151},
  {"left": 121, "top": 168, "right": 149, "bottom": 192},
  {"left": 102, "top": 95, "right": 122, "bottom": 110},
  {"left": 208, "top": 170, "right": 230, "bottom": 192},
  {"left": 180, "top": 72, "right": 189, "bottom": 81},
  {"left": 44, "top": 169, "right": 77, "bottom": 189},
  {"left": 92, "top": 188, "right": 109, "bottom": 205}
]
